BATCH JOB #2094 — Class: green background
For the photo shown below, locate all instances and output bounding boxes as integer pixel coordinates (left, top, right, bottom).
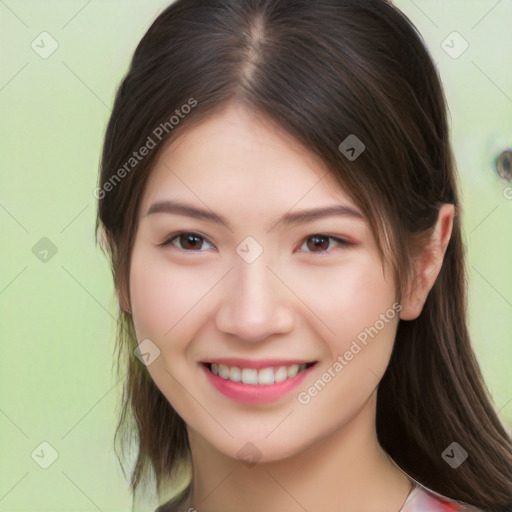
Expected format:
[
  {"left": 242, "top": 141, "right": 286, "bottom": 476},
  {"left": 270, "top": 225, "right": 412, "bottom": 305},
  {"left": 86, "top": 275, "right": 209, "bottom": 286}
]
[{"left": 1, "top": 1, "right": 511, "bottom": 510}]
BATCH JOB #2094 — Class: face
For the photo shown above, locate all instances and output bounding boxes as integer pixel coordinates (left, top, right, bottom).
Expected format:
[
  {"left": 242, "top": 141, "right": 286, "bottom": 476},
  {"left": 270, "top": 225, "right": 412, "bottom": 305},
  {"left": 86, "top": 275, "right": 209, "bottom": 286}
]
[{"left": 129, "top": 102, "right": 401, "bottom": 463}]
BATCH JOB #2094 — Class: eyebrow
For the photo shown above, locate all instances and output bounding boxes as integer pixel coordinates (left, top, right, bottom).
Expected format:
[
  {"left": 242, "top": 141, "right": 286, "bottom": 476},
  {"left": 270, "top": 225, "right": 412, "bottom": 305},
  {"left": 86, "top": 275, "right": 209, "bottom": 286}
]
[{"left": 146, "top": 200, "right": 364, "bottom": 230}]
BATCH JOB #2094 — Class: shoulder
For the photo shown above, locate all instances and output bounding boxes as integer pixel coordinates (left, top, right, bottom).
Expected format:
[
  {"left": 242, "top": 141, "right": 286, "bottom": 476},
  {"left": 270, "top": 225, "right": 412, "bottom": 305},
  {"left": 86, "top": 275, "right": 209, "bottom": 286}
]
[{"left": 401, "top": 485, "right": 482, "bottom": 512}]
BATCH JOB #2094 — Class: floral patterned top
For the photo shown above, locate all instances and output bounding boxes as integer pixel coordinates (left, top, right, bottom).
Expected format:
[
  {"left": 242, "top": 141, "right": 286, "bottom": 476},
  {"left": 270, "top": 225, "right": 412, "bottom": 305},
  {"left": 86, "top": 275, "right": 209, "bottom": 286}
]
[{"left": 400, "top": 484, "right": 481, "bottom": 512}]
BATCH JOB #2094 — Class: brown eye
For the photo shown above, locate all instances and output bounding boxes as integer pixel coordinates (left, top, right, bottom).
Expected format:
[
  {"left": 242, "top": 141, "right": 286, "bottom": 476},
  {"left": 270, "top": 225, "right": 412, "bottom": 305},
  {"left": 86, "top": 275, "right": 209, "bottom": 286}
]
[
  {"left": 159, "top": 232, "right": 214, "bottom": 251},
  {"left": 178, "top": 233, "right": 204, "bottom": 250},
  {"left": 302, "top": 235, "right": 351, "bottom": 254},
  {"left": 307, "top": 235, "right": 330, "bottom": 252}
]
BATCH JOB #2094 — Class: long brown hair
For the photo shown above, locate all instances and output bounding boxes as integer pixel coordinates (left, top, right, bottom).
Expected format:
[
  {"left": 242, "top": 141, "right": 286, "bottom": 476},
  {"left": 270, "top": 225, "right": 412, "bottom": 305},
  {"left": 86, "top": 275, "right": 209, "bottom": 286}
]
[{"left": 95, "top": 1, "right": 512, "bottom": 510}]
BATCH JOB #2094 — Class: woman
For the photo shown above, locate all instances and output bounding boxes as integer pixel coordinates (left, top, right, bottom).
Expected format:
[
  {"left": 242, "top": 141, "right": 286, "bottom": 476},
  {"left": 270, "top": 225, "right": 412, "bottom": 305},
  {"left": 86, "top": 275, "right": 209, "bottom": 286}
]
[{"left": 95, "top": 1, "right": 512, "bottom": 511}]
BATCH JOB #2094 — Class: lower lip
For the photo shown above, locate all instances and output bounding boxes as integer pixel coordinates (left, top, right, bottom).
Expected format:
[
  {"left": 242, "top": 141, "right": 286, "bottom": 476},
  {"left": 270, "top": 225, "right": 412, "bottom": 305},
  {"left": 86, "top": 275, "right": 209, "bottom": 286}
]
[{"left": 201, "top": 363, "right": 316, "bottom": 405}]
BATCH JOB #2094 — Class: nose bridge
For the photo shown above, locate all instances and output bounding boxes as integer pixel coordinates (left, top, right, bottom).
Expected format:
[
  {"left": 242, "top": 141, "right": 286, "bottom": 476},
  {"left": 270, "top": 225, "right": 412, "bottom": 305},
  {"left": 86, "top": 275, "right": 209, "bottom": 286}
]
[{"left": 215, "top": 250, "right": 294, "bottom": 342}]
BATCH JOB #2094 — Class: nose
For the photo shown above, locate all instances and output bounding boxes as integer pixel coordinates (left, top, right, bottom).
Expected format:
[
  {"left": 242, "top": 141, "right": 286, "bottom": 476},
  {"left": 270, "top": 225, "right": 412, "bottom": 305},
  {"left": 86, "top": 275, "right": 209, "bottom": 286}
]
[{"left": 215, "top": 256, "right": 295, "bottom": 343}]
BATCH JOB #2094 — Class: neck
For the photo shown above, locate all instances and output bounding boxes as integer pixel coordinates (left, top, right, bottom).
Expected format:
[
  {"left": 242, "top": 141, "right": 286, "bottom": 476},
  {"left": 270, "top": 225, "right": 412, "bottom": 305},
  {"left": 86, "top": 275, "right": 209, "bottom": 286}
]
[{"left": 185, "top": 391, "right": 413, "bottom": 512}]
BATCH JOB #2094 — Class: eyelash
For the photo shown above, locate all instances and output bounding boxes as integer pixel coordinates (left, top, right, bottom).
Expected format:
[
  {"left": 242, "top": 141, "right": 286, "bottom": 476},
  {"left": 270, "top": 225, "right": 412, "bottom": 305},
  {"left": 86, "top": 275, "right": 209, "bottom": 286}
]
[{"left": 158, "top": 231, "right": 352, "bottom": 255}]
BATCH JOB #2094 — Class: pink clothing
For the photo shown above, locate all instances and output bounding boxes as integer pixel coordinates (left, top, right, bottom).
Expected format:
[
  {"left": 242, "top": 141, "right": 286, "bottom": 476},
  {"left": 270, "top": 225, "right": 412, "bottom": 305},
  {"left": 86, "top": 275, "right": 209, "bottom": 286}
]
[{"left": 400, "top": 484, "right": 480, "bottom": 512}]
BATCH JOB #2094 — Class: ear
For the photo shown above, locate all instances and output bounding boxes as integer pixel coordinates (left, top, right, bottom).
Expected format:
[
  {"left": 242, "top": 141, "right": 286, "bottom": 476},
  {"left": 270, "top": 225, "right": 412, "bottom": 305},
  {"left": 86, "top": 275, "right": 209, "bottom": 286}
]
[{"left": 399, "top": 204, "right": 455, "bottom": 321}]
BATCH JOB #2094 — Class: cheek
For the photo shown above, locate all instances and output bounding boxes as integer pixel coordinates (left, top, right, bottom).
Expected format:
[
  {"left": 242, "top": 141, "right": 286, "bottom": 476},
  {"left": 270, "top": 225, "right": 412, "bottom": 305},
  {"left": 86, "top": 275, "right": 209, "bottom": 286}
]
[
  {"left": 291, "top": 256, "right": 397, "bottom": 346},
  {"left": 128, "top": 244, "right": 221, "bottom": 348},
  {"left": 293, "top": 265, "right": 398, "bottom": 419},
  {"left": 129, "top": 245, "right": 190, "bottom": 343}
]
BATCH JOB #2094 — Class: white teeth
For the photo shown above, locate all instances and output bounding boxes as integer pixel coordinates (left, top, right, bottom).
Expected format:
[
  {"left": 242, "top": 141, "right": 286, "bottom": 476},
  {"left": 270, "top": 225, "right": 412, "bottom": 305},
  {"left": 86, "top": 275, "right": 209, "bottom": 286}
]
[
  {"left": 274, "top": 366, "right": 288, "bottom": 383},
  {"left": 218, "top": 364, "right": 229, "bottom": 379},
  {"left": 209, "top": 362, "right": 310, "bottom": 385},
  {"left": 258, "top": 367, "right": 274, "bottom": 385},
  {"left": 287, "top": 364, "right": 299, "bottom": 378},
  {"left": 241, "top": 368, "right": 259, "bottom": 385},
  {"left": 229, "top": 366, "right": 241, "bottom": 382}
]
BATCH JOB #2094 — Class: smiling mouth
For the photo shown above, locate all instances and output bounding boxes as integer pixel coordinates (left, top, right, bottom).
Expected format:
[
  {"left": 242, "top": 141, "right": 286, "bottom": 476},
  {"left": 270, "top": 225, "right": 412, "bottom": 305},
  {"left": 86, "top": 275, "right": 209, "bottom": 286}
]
[{"left": 202, "top": 361, "right": 317, "bottom": 386}]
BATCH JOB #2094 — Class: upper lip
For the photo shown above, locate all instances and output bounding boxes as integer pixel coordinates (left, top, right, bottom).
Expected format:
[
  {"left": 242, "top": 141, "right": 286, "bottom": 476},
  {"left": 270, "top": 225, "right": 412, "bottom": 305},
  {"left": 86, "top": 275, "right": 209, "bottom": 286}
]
[{"left": 202, "top": 358, "right": 317, "bottom": 369}]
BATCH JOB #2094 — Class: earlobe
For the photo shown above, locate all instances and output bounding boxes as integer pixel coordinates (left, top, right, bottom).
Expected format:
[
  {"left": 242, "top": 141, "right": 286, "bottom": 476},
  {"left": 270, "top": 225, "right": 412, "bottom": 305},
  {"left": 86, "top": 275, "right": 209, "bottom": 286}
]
[{"left": 399, "top": 204, "right": 455, "bottom": 321}]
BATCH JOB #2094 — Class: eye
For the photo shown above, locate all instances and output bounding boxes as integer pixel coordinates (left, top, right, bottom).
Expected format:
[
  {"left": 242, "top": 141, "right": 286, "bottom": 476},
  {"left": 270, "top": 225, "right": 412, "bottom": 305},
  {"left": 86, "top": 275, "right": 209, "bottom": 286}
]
[
  {"left": 158, "top": 232, "right": 215, "bottom": 252},
  {"left": 158, "top": 232, "right": 352, "bottom": 254},
  {"left": 299, "top": 234, "right": 352, "bottom": 254}
]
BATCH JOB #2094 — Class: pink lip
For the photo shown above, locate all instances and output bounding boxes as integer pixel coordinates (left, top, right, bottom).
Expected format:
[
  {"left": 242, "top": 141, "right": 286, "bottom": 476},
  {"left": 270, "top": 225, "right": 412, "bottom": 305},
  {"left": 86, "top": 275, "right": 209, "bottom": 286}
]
[
  {"left": 203, "top": 358, "right": 314, "bottom": 369},
  {"left": 201, "top": 362, "right": 317, "bottom": 405}
]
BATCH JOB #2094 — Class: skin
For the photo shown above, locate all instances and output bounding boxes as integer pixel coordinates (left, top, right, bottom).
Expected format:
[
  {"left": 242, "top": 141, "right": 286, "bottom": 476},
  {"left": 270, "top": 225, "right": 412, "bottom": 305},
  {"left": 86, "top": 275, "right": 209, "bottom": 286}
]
[{"left": 126, "top": 102, "right": 454, "bottom": 512}]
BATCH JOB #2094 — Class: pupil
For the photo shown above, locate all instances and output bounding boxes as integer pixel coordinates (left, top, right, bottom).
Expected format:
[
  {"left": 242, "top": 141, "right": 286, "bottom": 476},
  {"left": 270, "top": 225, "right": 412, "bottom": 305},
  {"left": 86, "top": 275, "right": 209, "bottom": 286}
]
[
  {"left": 309, "top": 235, "right": 328, "bottom": 251},
  {"left": 183, "top": 234, "right": 201, "bottom": 249}
]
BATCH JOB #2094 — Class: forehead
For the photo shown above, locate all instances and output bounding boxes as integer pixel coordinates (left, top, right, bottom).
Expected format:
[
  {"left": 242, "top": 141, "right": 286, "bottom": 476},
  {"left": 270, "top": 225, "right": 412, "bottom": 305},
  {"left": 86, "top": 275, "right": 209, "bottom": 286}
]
[{"left": 140, "top": 103, "right": 358, "bottom": 220}]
